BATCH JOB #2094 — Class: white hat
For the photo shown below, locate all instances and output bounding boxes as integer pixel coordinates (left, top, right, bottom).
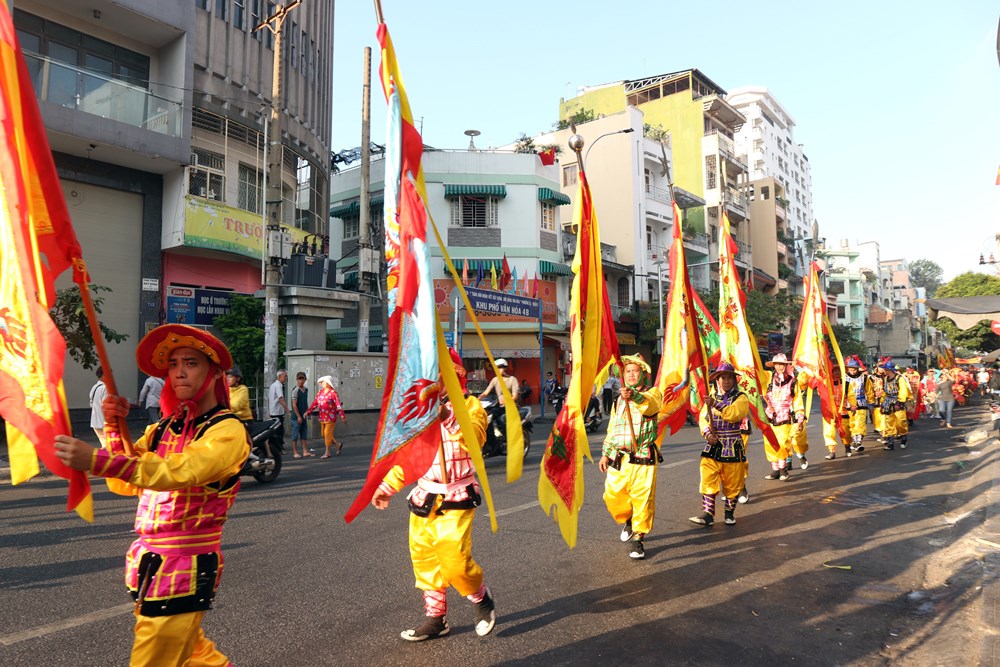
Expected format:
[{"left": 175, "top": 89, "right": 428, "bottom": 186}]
[
  {"left": 495, "top": 358, "right": 508, "bottom": 368},
  {"left": 317, "top": 375, "right": 334, "bottom": 387}
]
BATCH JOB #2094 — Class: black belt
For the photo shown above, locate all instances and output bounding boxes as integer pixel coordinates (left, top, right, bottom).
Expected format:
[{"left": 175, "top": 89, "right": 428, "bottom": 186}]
[{"left": 628, "top": 453, "right": 662, "bottom": 466}]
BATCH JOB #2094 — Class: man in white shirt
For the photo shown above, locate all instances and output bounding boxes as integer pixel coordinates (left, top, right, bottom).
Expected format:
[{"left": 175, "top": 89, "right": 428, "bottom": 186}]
[
  {"left": 138, "top": 375, "right": 165, "bottom": 424},
  {"left": 89, "top": 367, "right": 107, "bottom": 446},
  {"left": 268, "top": 370, "right": 288, "bottom": 441},
  {"left": 478, "top": 359, "right": 519, "bottom": 430}
]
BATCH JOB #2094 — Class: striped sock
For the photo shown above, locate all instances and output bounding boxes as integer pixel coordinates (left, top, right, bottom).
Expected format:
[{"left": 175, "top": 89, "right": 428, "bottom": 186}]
[
  {"left": 423, "top": 589, "right": 447, "bottom": 617},
  {"left": 724, "top": 497, "right": 736, "bottom": 511},
  {"left": 702, "top": 494, "right": 715, "bottom": 514},
  {"left": 466, "top": 583, "right": 487, "bottom": 605}
]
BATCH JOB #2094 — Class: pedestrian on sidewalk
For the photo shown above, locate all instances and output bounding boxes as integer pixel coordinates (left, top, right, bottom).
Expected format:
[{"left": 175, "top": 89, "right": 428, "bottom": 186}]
[
  {"left": 937, "top": 370, "right": 957, "bottom": 428},
  {"left": 267, "top": 369, "right": 287, "bottom": 443},
  {"left": 53, "top": 324, "right": 250, "bottom": 667},
  {"left": 88, "top": 367, "right": 107, "bottom": 446},
  {"left": 371, "top": 349, "right": 497, "bottom": 641},
  {"left": 598, "top": 354, "right": 663, "bottom": 559},
  {"left": 306, "top": 376, "right": 346, "bottom": 458},
  {"left": 601, "top": 373, "right": 621, "bottom": 416},
  {"left": 690, "top": 362, "right": 749, "bottom": 528},
  {"left": 137, "top": 374, "right": 164, "bottom": 424},
  {"left": 226, "top": 367, "right": 253, "bottom": 422},
  {"left": 289, "top": 371, "right": 313, "bottom": 458}
]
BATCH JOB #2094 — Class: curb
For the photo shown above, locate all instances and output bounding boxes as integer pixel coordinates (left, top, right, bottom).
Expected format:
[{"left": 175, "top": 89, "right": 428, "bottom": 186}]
[{"left": 979, "top": 413, "right": 1000, "bottom": 663}]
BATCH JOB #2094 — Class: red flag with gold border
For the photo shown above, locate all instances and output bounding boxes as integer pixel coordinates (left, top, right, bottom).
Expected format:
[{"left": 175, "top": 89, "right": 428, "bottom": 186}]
[{"left": 0, "top": 6, "right": 92, "bottom": 520}]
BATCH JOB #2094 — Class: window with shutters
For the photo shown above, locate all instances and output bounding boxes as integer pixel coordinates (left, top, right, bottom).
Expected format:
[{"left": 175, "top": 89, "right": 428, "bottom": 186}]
[
  {"left": 540, "top": 202, "right": 555, "bottom": 231},
  {"left": 189, "top": 149, "right": 225, "bottom": 202},
  {"left": 237, "top": 163, "right": 262, "bottom": 213}
]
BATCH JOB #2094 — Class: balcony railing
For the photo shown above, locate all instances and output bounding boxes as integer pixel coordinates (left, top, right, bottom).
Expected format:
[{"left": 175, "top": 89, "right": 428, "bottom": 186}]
[
  {"left": 724, "top": 188, "right": 747, "bottom": 214},
  {"left": 24, "top": 52, "right": 182, "bottom": 137},
  {"left": 683, "top": 232, "right": 709, "bottom": 253},
  {"left": 645, "top": 184, "right": 671, "bottom": 204}
]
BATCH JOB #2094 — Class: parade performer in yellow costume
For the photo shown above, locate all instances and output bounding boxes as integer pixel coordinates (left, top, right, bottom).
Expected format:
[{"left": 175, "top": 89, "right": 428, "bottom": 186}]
[
  {"left": 690, "top": 363, "right": 750, "bottom": 527},
  {"left": 823, "top": 363, "right": 851, "bottom": 459},
  {"left": 598, "top": 354, "right": 663, "bottom": 560},
  {"left": 879, "top": 361, "right": 912, "bottom": 451},
  {"left": 54, "top": 324, "right": 250, "bottom": 667},
  {"left": 843, "top": 357, "right": 873, "bottom": 455},
  {"left": 372, "top": 349, "right": 497, "bottom": 641},
  {"left": 761, "top": 354, "right": 804, "bottom": 481}
]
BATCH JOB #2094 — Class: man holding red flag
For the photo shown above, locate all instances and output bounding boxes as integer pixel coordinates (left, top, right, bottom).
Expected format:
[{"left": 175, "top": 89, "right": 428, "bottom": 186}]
[{"left": 54, "top": 324, "right": 249, "bottom": 666}]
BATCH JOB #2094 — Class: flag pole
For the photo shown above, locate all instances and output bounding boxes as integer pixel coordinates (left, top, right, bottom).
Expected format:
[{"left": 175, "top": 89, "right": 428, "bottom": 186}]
[
  {"left": 373, "top": 0, "right": 383, "bottom": 24},
  {"left": 73, "top": 260, "right": 134, "bottom": 456}
]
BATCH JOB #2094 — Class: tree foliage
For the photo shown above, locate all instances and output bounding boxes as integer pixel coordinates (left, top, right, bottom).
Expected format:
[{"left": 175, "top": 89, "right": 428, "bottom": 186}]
[
  {"left": 49, "top": 284, "right": 129, "bottom": 371},
  {"left": 908, "top": 259, "right": 943, "bottom": 297},
  {"left": 698, "top": 287, "right": 799, "bottom": 335},
  {"left": 930, "top": 271, "right": 1000, "bottom": 352},
  {"left": 212, "top": 295, "right": 286, "bottom": 389},
  {"left": 554, "top": 108, "right": 595, "bottom": 130},
  {"left": 827, "top": 323, "right": 866, "bottom": 359}
]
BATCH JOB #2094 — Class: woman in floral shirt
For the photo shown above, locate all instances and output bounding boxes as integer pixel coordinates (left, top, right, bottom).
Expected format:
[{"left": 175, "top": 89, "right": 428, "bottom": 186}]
[{"left": 306, "top": 375, "right": 346, "bottom": 458}]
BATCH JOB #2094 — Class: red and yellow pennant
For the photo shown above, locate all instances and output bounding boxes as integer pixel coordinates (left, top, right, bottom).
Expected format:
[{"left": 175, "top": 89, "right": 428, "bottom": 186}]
[
  {"left": 0, "top": 6, "right": 92, "bottom": 520},
  {"left": 717, "top": 211, "right": 779, "bottom": 451},
  {"left": 538, "top": 166, "right": 620, "bottom": 548}
]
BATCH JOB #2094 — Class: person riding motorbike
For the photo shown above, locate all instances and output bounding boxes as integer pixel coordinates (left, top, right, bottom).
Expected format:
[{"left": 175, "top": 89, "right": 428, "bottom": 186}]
[{"left": 478, "top": 359, "right": 519, "bottom": 431}]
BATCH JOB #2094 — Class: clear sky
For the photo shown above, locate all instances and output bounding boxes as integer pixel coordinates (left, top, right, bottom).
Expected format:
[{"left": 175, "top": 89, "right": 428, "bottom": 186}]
[{"left": 331, "top": 1, "right": 1000, "bottom": 282}]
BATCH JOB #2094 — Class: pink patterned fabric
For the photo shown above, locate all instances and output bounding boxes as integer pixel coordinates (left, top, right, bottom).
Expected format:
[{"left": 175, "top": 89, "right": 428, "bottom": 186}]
[
  {"left": 307, "top": 387, "right": 344, "bottom": 422},
  {"left": 406, "top": 409, "right": 477, "bottom": 506}
]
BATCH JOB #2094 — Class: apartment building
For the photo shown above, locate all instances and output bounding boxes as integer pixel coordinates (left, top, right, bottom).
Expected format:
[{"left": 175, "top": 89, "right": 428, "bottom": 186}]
[
  {"left": 16, "top": 0, "right": 333, "bottom": 408},
  {"left": 819, "top": 240, "right": 867, "bottom": 340},
  {"left": 560, "top": 70, "right": 751, "bottom": 290}
]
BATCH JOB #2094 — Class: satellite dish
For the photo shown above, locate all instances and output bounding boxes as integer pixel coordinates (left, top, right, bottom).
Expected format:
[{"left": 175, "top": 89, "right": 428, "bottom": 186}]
[{"left": 464, "top": 129, "right": 481, "bottom": 151}]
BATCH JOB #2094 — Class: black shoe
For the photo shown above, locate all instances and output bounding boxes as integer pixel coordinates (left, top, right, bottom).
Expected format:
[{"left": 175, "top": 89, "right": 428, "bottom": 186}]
[
  {"left": 854, "top": 445, "right": 865, "bottom": 453},
  {"left": 619, "top": 518, "right": 634, "bottom": 543},
  {"left": 688, "top": 512, "right": 714, "bottom": 527},
  {"left": 724, "top": 510, "right": 736, "bottom": 525},
  {"left": 883, "top": 442, "right": 894, "bottom": 451},
  {"left": 779, "top": 468, "right": 789, "bottom": 481},
  {"left": 474, "top": 588, "right": 496, "bottom": 637},
  {"left": 401, "top": 616, "right": 450, "bottom": 642},
  {"left": 737, "top": 486, "right": 749, "bottom": 504},
  {"left": 628, "top": 539, "right": 645, "bottom": 560},
  {"left": 763, "top": 470, "right": 781, "bottom": 480}
]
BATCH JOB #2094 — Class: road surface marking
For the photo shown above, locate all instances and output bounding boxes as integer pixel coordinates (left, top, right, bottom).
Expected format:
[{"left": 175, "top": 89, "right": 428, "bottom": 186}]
[
  {"left": 0, "top": 603, "right": 134, "bottom": 645},
  {"left": 495, "top": 501, "right": 538, "bottom": 517},
  {"left": 661, "top": 459, "right": 694, "bottom": 469}
]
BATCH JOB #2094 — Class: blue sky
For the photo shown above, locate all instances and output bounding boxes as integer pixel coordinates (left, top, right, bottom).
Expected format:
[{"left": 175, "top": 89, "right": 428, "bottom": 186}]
[{"left": 331, "top": 1, "right": 1000, "bottom": 282}]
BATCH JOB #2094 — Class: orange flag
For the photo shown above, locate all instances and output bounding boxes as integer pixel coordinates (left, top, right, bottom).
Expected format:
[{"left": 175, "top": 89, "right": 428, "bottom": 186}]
[
  {"left": 538, "top": 167, "right": 620, "bottom": 548},
  {"left": 0, "top": 7, "right": 93, "bottom": 520},
  {"left": 656, "top": 201, "right": 712, "bottom": 437}
]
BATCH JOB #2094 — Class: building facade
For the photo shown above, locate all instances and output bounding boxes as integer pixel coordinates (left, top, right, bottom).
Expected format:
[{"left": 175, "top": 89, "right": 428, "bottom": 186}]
[{"left": 17, "top": 0, "right": 333, "bottom": 409}]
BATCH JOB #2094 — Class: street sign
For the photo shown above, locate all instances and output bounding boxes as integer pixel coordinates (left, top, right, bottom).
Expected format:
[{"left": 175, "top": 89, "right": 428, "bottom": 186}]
[
  {"left": 465, "top": 286, "right": 542, "bottom": 320},
  {"left": 444, "top": 331, "right": 455, "bottom": 347},
  {"left": 991, "top": 320, "right": 1000, "bottom": 336}
]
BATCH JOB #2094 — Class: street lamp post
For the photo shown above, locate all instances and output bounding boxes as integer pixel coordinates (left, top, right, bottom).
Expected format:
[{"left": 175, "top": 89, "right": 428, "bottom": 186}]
[{"left": 582, "top": 127, "right": 635, "bottom": 168}]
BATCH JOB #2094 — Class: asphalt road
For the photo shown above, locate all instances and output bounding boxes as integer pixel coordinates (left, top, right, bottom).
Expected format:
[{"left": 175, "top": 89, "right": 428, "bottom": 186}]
[{"left": 1, "top": 407, "right": 995, "bottom": 666}]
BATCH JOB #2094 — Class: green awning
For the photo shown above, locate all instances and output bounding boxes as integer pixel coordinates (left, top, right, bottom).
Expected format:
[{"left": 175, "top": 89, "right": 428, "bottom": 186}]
[
  {"left": 330, "top": 200, "right": 359, "bottom": 217},
  {"left": 539, "top": 260, "right": 573, "bottom": 276},
  {"left": 444, "top": 184, "right": 507, "bottom": 198},
  {"left": 370, "top": 193, "right": 384, "bottom": 207},
  {"left": 538, "top": 187, "right": 571, "bottom": 205},
  {"left": 337, "top": 255, "right": 359, "bottom": 269}
]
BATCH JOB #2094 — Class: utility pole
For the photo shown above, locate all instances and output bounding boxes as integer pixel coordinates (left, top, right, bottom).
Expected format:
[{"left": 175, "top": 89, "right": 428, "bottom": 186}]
[
  {"left": 357, "top": 47, "right": 372, "bottom": 352},
  {"left": 254, "top": 1, "right": 300, "bottom": 383}
]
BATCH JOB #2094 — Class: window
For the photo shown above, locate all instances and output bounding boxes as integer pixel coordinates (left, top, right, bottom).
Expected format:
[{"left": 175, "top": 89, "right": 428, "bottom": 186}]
[
  {"left": 301, "top": 30, "right": 307, "bottom": 73},
  {"left": 237, "top": 163, "right": 262, "bottom": 213},
  {"left": 265, "top": 3, "right": 275, "bottom": 48},
  {"left": 289, "top": 22, "right": 296, "bottom": 67},
  {"left": 215, "top": 0, "right": 228, "bottom": 21},
  {"left": 646, "top": 225, "right": 653, "bottom": 250},
  {"left": 761, "top": 185, "right": 770, "bottom": 200},
  {"left": 250, "top": 0, "right": 261, "bottom": 36},
  {"left": 342, "top": 215, "right": 359, "bottom": 240},
  {"left": 234, "top": 0, "right": 246, "bottom": 29},
  {"left": 189, "top": 149, "right": 225, "bottom": 201},
  {"left": 828, "top": 281, "right": 845, "bottom": 296},
  {"left": 617, "top": 277, "right": 630, "bottom": 307},
  {"left": 837, "top": 305, "right": 846, "bottom": 319},
  {"left": 449, "top": 196, "right": 499, "bottom": 228},
  {"left": 562, "top": 164, "right": 578, "bottom": 187},
  {"left": 540, "top": 202, "right": 555, "bottom": 231},
  {"left": 196, "top": 0, "right": 208, "bottom": 9}
]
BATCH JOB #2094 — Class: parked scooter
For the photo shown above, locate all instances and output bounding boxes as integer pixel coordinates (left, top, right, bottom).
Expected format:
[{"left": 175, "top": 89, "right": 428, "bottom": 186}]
[
  {"left": 241, "top": 417, "right": 284, "bottom": 483},
  {"left": 550, "top": 385, "right": 567, "bottom": 414},
  {"left": 584, "top": 395, "right": 604, "bottom": 433},
  {"left": 478, "top": 396, "right": 534, "bottom": 459}
]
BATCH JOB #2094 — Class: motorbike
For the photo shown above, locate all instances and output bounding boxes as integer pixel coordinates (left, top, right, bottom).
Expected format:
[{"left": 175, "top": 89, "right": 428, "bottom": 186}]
[
  {"left": 550, "top": 385, "right": 567, "bottom": 414},
  {"left": 584, "top": 395, "right": 603, "bottom": 433},
  {"left": 478, "top": 396, "right": 534, "bottom": 459},
  {"left": 241, "top": 417, "right": 284, "bottom": 483}
]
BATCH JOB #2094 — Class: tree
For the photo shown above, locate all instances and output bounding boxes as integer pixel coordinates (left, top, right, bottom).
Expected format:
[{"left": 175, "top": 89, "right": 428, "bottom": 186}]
[
  {"left": 908, "top": 259, "right": 944, "bottom": 297},
  {"left": 554, "top": 108, "right": 595, "bottom": 130},
  {"left": 827, "top": 323, "right": 866, "bottom": 359},
  {"left": 513, "top": 133, "right": 536, "bottom": 154},
  {"left": 49, "top": 284, "right": 129, "bottom": 371},
  {"left": 213, "top": 295, "right": 287, "bottom": 390},
  {"left": 930, "top": 271, "right": 1000, "bottom": 352},
  {"left": 698, "top": 286, "right": 799, "bottom": 336}
]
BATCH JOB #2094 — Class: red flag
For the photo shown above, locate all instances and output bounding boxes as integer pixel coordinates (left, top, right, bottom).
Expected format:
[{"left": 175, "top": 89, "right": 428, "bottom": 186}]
[
  {"left": 500, "top": 255, "right": 512, "bottom": 291},
  {"left": 532, "top": 272, "right": 539, "bottom": 298},
  {"left": 538, "top": 148, "right": 556, "bottom": 166},
  {"left": 538, "top": 168, "right": 620, "bottom": 548},
  {"left": 0, "top": 7, "right": 92, "bottom": 520},
  {"left": 461, "top": 258, "right": 468, "bottom": 285}
]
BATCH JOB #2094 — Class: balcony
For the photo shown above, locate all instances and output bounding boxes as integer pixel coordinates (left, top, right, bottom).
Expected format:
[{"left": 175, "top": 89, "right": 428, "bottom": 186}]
[
  {"left": 683, "top": 231, "right": 709, "bottom": 255},
  {"left": 25, "top": 52, "right": 182, "bottom": 137},
  {"left": 724, "top": 188, "right": 747, "bottom": 216},
  {"left": 776, "top": 239, "right": 787, "bottom": 256},
  {"left": 644, "top": 183, "right": 671, "bottom": 205},
  {"left": 775, "top": 202, "right": 787, "bottom": 220}
]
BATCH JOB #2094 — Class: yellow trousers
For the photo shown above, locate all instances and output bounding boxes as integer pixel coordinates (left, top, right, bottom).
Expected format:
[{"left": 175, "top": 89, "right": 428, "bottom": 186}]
[
  {"left": 130, "top": 609, "right": 229, "bottom": 667},
  {"left": 873, "top": 408, "right": 884, "bottom": 433},
  {"left": 409, "top": 507, "right": 483, "bottom": 597},
  {"left": 698, "top": 458, "right": 744, "bottom": 499},
  {"left": 883, "top": 409, "right": 909, "bottom": 438},
  {"left": 603, "top": 459, "right": 657, "bottom": 535},
  {"left": 321, "top": 420, "right": 337, "bottom": 446},
  {"left": 764, "top": 423, "right": 792, "bottom": 463},
  {"left": 791, "top": 423, "right": 808, "bottom": 456},
  {"left": 848, "top": 410, "right": 868, "bottom": 439},
  {"left": 823, "top": 419, "right": 848, "bottom": 450}
]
